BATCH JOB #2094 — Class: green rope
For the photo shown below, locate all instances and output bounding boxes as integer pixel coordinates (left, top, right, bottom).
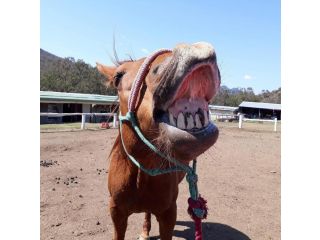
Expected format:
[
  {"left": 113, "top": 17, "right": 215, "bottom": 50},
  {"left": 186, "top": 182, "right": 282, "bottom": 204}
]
[{"left": 119, "top": 111, "right": 199, "bottom": 200}]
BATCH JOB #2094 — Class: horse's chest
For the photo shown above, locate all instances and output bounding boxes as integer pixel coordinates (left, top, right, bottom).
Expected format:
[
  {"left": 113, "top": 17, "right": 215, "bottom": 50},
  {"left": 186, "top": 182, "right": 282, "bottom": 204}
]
[
  {"left": 113, "top": 173, "right": 181, "bottom": 214},
  {"left": 134, "top": 174, "right": 179, "bottom": 211}
]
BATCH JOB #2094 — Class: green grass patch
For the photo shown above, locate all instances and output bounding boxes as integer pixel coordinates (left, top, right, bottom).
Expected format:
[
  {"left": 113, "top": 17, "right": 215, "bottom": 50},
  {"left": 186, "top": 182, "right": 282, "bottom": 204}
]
[{"left": 40, "top": 122, "right": 103, "bottom": 131}]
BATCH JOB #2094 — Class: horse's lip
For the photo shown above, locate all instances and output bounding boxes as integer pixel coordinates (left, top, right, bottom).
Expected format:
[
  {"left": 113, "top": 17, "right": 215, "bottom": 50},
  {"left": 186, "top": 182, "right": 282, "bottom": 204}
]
[{"left": 159, "top": 120, "right": 218, "bottom": 137}]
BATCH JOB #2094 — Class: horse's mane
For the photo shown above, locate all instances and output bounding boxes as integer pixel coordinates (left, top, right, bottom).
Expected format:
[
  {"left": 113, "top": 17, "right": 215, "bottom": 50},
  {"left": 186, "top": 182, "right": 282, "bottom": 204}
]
[{"left": 111, "top": 35, "right": 135, "bottom": 66}]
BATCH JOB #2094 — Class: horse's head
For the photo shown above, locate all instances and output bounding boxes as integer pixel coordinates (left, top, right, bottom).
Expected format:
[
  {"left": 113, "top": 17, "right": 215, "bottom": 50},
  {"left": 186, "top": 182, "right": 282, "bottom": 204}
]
[{"left": 97, "top": 42, "right": 220, "bottom": 161}]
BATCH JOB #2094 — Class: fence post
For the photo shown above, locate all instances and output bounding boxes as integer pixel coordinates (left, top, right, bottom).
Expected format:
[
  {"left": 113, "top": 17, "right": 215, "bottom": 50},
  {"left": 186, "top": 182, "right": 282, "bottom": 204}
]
[
  {"left": 81, "top": 114, "right": 86, "bottom": 130},
  {"left": 239, "top": 114, "right": 243, "bottom": 129},
  {"left": 113, "top": 113, "right": 118, "bottom": 128},
  {"left": 274, "top": 118, "right": 277, "bottom": 132}
]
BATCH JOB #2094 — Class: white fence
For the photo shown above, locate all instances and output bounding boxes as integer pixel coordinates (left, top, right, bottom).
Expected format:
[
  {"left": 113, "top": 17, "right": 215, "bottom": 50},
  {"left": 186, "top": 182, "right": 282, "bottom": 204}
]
[
  {"left": 40, "top": 112, "right": 118, "bottom": 130},
  {"left": 238, "top": 114, "right": 278, "bottom": 132},
  {"left": 210, "top": 113, "right": 237, "bottom": 121}
]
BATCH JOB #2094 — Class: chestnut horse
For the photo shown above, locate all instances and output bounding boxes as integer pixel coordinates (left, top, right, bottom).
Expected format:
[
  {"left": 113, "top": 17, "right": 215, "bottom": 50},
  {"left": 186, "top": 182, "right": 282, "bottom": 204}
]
[{"left": 97, "top": 42, "right": 220, "bottom": 240}]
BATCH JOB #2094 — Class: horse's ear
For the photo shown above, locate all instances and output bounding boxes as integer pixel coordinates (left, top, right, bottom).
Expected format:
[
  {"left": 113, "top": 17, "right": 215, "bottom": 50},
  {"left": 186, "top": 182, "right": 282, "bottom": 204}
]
[{"left": 96, "top": 62, "right": 116, "bottom": 84}]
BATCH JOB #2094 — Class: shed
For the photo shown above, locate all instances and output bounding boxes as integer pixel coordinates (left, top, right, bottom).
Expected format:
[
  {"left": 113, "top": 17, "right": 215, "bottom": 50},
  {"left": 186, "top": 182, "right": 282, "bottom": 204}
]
[
  {"left": 40, "top": 91, "right": 119, "bottom": 124},
  {"left": 238, "top": 101, "right": 281, "bottom": 120},
  {"left": 209, "top": 105, "right": 239, "bottom": 121}
]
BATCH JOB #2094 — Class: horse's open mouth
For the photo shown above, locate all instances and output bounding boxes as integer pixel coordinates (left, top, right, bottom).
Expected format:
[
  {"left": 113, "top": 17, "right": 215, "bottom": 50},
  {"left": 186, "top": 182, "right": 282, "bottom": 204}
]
[
  {"left": 150, "top": 42, "right": 220, "bottom": 159},
  {"left": 154, "top": 61, "right": 218, "bottom": 134}
]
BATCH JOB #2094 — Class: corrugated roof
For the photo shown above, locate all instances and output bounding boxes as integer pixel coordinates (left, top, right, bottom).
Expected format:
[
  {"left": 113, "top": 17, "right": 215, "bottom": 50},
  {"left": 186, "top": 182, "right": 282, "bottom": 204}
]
[
  {"left": 40, "top": 91, "right": 119, "bottom": 104},
  {"left": 239, "top": 101, "right": 281, "bottom": 110}
]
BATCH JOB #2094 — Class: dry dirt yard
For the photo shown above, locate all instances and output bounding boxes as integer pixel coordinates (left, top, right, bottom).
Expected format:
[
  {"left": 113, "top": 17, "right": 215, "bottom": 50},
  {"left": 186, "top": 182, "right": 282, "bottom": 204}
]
[{"left": 40, "top": 122, "right": 280, "bottom": 240}]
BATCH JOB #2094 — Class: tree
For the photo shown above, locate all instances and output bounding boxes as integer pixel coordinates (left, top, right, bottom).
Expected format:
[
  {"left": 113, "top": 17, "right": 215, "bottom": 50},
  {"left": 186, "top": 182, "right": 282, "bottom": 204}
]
[
  {"left": 40, "top": 57, "right": 117, "bottom": 95},
  {"left": 210, "top": 86, "right": 281, "bottom": 106}
]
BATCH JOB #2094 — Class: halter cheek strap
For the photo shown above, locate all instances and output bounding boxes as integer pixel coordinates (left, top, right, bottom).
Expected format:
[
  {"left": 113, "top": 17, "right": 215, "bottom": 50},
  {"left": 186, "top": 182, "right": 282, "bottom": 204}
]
[
  {"left": 118, "top": 48, "right": 208, "bottom": 240},
  {"left": 128, "top": 49, "right": 171, "bottom": 112}
]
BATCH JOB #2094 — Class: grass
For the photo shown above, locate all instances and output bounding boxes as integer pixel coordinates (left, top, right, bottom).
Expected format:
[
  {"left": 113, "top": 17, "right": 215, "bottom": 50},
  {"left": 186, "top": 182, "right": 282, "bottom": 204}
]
[{"left": 40, "top": 122, "right": 106, "bottom": 131}]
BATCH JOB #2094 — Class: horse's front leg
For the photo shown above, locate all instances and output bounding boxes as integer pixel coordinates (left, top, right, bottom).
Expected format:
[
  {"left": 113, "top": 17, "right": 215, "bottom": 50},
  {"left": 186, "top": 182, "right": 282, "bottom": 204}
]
[
  {"left": 156, "top": 202, "right": 177, "bottom": 240},
  {"left": 110, "top": 201, "right": 129, "bottom": 240}
]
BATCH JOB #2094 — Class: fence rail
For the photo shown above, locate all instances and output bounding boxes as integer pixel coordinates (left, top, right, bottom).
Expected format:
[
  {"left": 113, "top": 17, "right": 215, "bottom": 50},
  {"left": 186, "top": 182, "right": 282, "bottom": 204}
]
[
  {"left": 238, "top": 114, "right": 278, "bottom": 132},
  {"left": 210, "top": 113, "right": 237, "bottom": 121},
  {"left": 40, "top": 112, "right": 118, "bottom": 129}
]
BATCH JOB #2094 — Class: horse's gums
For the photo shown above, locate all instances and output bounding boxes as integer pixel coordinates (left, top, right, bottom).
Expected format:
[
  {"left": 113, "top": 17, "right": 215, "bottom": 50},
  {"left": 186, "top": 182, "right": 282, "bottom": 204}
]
[{"left": 173, "top": 64, "right": 216, "bottom": 102}]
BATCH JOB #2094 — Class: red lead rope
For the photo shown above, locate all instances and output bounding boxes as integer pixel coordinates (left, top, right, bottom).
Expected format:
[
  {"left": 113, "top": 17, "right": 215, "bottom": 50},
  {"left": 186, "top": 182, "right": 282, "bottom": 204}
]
[{"left": 188, "top": 196, "right": 208, "bottom": 240}]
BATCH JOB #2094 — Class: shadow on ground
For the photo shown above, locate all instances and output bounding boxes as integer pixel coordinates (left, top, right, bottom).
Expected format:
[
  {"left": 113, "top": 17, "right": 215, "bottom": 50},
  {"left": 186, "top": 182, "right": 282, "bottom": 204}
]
[{"left": 150, "top": 221, "right": 250, "bottom": 240}]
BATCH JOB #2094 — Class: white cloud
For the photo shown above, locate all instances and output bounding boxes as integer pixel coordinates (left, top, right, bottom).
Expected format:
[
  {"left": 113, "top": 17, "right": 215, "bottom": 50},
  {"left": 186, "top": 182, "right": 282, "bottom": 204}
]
[
  {"left": 141, "top": 48, "right": 149, "bottom": 54},
  {"left": 243, "top": 74, "right": 253, "bottom": 80}
]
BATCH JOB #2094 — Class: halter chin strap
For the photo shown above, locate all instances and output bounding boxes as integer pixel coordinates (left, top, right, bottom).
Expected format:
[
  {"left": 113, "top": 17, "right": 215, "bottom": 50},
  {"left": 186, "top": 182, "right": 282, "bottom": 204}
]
[{"left": 118, "top": 49, "right": 208, "bottom": 239}]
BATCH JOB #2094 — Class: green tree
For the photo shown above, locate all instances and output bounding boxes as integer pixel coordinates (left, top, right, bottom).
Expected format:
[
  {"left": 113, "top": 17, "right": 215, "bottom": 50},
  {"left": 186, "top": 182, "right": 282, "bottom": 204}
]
[
  {"left": 41, "top": 57, "right": 117, "bottom": 95},
  {"left": 210, "top": 86, "right": 281, "bottom": 106}
]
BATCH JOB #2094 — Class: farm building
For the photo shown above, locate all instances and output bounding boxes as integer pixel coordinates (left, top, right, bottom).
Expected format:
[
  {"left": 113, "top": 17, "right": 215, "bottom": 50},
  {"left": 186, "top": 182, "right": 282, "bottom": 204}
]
[
  {"left": 239, "top": 101, "right": 281, "bottom": 120},
  {"left": 209, "top": 105, "right": 238, "bottom": 121},
  {"left": 40, "top": 91, "right": 119, "bottom": 124}
]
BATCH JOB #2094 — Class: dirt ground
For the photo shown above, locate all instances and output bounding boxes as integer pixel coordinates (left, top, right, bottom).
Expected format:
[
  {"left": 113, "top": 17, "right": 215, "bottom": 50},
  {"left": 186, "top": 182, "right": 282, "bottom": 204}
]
[{"left": 40, "top": 122, "right": 280, "bottom": 240}]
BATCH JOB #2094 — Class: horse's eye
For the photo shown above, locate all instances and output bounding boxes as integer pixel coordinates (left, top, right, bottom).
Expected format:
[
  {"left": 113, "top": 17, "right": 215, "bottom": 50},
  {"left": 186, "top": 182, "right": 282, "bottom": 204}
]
[
  {"left": 114, "top": 71, "right": 125, "bottom": 87},
  {"left": 152, "top": 65, "right": 160, "bottom": 75}
]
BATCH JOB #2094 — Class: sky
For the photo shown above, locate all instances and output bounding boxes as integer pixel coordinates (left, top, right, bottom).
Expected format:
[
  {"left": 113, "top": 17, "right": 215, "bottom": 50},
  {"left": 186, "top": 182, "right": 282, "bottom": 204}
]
[{"left": 40, "top": 0, "right": 280, "bottom": 93}]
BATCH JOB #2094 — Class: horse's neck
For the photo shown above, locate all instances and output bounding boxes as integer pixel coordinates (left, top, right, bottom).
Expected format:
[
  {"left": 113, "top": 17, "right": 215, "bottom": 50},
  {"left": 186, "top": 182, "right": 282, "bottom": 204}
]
[{"left": 110, "top": 135, "right": 186, "bottom": 187}]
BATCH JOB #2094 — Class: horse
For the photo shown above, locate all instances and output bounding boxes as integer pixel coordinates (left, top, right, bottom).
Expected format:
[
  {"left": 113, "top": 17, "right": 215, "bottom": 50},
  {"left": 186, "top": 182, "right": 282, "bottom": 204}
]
[{"left": 97, "top": 42, "right": 220, "bottom": 240}]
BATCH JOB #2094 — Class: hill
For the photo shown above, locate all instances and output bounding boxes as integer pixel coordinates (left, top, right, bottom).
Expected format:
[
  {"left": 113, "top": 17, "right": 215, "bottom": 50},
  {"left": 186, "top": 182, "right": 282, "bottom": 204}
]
[
  {"left": 40, "top": 49, "right": 116, "bottom": 95},
  {"left": 211, "top": 86, "right": 281, "bottom": 106},
  {"left": 40, "top": 49, "right": 62, "bottom": 75},
  {"left": 40, "top": 49, "right": 280, "bottom": 105}
]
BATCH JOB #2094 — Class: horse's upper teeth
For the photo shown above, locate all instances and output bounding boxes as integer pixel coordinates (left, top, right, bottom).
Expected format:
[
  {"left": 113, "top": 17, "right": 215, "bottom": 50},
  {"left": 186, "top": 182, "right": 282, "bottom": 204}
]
[
  {"left": 177, "top": 112, "right": 186, "bottom": 129},
  {"left": 204, "top": 111, "right": 209, "bottom": 126},
  {"left": 168, "top": 109, "right": 210, "bottom": 130},
  {"left": 169, "top": 113, "right": 176, "bottom": 126},
  {"left": 195, "top": 114, "right": 202, "bottom": 128},
  {"left": 186, "top": 114, "right": 194, "bottom": 129}
]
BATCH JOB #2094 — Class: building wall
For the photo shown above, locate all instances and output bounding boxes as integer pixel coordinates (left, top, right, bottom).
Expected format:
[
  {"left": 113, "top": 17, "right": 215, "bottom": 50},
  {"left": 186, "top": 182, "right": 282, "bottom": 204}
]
[
  {"left": 82, "top": 104, "right": 91, "bottom": 122},
  {"left": 40, "top": 103, "right": 63, "bottom": 124},
  {"left": 210, "top": 109, "right": 237, "bottom": 115},
  {"left": 82, "top": 104, "right": 91, "bottom": 113},
  {"left": 40, "top": 103, "right": 48, "bottom": 124},
  {"left": 91, "top": 104, "right": 118, "bottom": 123},
  {"left": 40, "top": 101, "right": 119, "bottom": 124}
]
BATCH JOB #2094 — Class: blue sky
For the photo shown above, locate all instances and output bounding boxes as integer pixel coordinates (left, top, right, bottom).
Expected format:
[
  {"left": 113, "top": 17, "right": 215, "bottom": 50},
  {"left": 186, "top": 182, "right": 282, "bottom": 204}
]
[{"left": 41, "top": 0, "right": 280, "bottom": 93}]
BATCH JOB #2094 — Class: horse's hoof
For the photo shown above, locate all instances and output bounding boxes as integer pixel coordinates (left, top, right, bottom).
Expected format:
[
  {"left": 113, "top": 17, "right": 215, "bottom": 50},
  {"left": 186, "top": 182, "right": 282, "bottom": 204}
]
[{"left": 138, "top": 234, "right": 150, "bottom": 240}]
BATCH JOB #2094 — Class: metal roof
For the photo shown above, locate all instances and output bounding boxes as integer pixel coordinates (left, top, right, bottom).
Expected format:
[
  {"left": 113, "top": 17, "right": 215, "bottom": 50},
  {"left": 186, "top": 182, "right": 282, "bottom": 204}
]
[
  {"left": 209, "top": 105, "right": 238, "bottom": 111},
  {"left": 239, "top": 101, "right": 281, "bottom": 110},
  {"left": 40, "top": 91, "right": 119, "bottom": 105}
]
